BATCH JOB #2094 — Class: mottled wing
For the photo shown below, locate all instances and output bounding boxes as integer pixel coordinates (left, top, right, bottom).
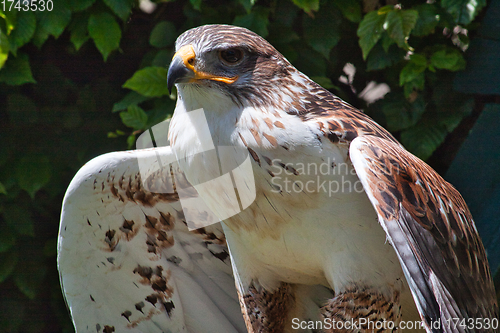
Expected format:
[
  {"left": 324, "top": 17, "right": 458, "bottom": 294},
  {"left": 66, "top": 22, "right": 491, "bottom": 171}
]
[
  {"left": 350, "top": 136, "right": 498, "bottom": 333},
  {"left": 58, "top": 147, "right": 246, "bottom": 333}
]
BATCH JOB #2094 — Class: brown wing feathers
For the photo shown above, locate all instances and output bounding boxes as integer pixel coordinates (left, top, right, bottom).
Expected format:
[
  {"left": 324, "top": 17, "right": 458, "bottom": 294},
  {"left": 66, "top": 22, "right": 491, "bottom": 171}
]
[{"left": 350, "top": 136, "right": 498, "bottom": 329}]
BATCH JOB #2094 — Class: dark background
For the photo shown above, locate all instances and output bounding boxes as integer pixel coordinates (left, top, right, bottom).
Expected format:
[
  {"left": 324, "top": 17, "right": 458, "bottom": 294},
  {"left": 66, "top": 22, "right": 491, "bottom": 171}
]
[{"left": 0, "top": 0, "right": 499, "bottom": 331}]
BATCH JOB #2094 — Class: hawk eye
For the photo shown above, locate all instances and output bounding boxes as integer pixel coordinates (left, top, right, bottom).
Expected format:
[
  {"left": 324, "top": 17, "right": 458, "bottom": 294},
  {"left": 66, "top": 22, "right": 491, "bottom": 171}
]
[{"left": 219, "top": 48, "right": 244, "bottom": 65}]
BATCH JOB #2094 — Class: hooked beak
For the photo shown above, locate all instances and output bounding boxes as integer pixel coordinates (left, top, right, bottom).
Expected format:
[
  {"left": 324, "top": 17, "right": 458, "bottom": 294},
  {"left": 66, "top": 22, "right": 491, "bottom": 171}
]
[{"left": 167, "top": 45, "right": 239, "bottom": 94}]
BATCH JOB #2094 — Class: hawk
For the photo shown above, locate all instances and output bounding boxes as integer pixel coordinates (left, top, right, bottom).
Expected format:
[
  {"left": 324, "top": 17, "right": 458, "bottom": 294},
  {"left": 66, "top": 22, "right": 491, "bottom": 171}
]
[{"left": 58, "top": 25, "right": 498, "bottom": 333}]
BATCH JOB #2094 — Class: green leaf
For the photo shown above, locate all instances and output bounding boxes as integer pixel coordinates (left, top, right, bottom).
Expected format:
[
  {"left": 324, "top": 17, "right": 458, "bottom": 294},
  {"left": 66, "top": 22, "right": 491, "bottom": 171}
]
[
  {"left": 267, "top": 22, "right": 300, "bottom": 45},
  {"left": 103, "top": 0, "right": 134, "bottom": 21},
  {"left": 112, "top": 91, "right": 149, "bottom": 112},
  {"left": 190, "top": 0, "right": 202, "bottom": 11},
  {"left": 120, "top": 105, "right": 148, "bottom": 129},
  {"left": 32, "top": 2, "right": 71, "bottom": 45},
  {"left": 291, "top": 0, "right": 319, "bottom": 14},
  {"left": 401, "top": 121, "right": 448, "bottom": 160},
  {"left": 88, "top": 12, "right": 121, "bottom": 61},
  {"left": 399, "top": 53, "right": 427, "bottom": 85},
  {"left": 3, "top": 205, "right": 34, "bottom": 237},
  {"left": 409, "top": 53, "right": 428, "bottom": 67},
  {"left": 67, "top": 0, "right": 96, "bottom": 11},
  {"left": 149, "top": 21, "right": 176, "bottom": 48},
  {"left": 383, "top": 93, "right": 426, "bottom": 131},
  {"left": 238, "top": 0, "right": 256, "bottom": 13},
  {"left": 69, "top": 13, "right": 89, "bottom": 51},
  {"left": 403, "top": 72, "right": 425, "bottom": 97},
  {"left": 0, "top": 6, "right": 17, "bottom": 33},
  {"left": 437, "top": 105, "right": 472, "bottom": 132},
  {"left": 366, "top": 43, "right": 405, "bottom": 71},
  {"left": 0, "top": 251, "right": 18, "bottom": 282},
  {"left": 274, "top": 0, "right": 300, "bottom": 27},
  {"left": 9, "top": 11, "right": 36, "bottom": 54},
  {"left": 146, "top": 96, "right": 175, "bottom": 128},
  {"left": 152, "top": 49, "right": 173, "bottom": 67},
  {"left": 268, "top": 22, "right": 299, "bottom": 59},
  {"left": 441, "top": 0, "right": 486, "bottom": 25},
  {"left": 303, "top": 3, "right": 341, "bottom": 59},
  {"left": 0, "top": 29, "right": 9, "bottom": 69},
  {"left": 333, "top": 0, "right": 362, "bottom": 22},
  {"left": 0, "top": 52, "right": 36, "bottom": 85},
  {"left": 0, "top": 181, "right": 6, "bottom": 195},
  {"left": 430, "top": 48, "right": 465, "bottom": 71},
  {"left": 123, "top": 66, "right": 169, "bottom": 97},
  {"left": 357, "top": 8, "right": 388, "bottom": 59},
  {"left": 384, "top": 9, "right": 418, "bottom": 49},
  {"left": 233, "top": 7, "right": 270, "bottom": 37},
  {"left": 381, "top": 32, "right": 395, "bottom": 53},
  {"left": 412, "top": 4, "right": 439, "bottom": 37},
  {"left": 127, "top": 134, "right": 136, "bottom": 149},
  {"left": 399, "top": 10, "right": 419, "bottom": 37},
  {"left": 15, "top": 153, "right": 51, "bottom": 198},
  {"left": 294, "top": 46, "right": 326, "bottom": 76},
  {"left": 400, "top": 97, "right": 472, "bottom": 160},
  {"left": 140, "top": 49, "right": 157, "bottom": 68}
]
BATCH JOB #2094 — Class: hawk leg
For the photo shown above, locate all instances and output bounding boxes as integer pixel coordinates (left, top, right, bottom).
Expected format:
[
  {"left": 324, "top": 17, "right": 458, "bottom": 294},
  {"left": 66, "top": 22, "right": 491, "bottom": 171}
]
[
  {"left": 238, "top": 282, "right": 296, "bottom": 333},
  {"left": 321, "top": 286, "right": 402, "bottom": 333}
]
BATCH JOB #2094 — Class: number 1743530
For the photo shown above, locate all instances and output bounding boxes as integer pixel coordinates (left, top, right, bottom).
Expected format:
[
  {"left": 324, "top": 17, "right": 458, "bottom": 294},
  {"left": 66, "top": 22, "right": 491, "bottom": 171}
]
[{"left": 1, "top": 0, "right": 53, "bottom": 12}]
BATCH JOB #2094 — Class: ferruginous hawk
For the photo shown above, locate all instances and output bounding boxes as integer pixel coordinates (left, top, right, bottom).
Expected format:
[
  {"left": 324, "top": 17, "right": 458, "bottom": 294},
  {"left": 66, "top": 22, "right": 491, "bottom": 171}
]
[{"left": 58, "top": 25, "right": 498, "bottom": 333}]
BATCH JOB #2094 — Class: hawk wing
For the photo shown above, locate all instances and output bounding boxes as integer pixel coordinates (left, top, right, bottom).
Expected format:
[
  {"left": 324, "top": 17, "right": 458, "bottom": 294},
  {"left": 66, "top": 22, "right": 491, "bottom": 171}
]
[
  {"left": 349, "top": 135, "right": 498, "bottom": 332},
  {"left": 58, "top": 147, "right": 247, "bottom": 333}
]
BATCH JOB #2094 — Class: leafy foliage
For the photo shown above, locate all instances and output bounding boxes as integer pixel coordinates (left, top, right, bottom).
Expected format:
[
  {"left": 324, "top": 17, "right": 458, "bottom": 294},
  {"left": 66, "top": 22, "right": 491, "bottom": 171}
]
[
  {"left": 0, "top": 0, "right": 495, "bottom": 331},
  {"left": 442, "top": 0, "right": 487, "bottom": 25},
  {"left": 122, "top": 66, "right": 169, "bottom": 97},
  {"left": 87, "top": 12, "right": 121, "bottom": 61},
  {"left": 357, "top": 5, "right": 418, "bottom": 59}
]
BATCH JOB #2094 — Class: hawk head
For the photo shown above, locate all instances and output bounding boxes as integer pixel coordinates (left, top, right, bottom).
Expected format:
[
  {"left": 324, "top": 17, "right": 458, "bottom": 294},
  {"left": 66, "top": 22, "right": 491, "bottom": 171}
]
[{"left": 167, "top": 24, "right": 297, "bottom": 107}]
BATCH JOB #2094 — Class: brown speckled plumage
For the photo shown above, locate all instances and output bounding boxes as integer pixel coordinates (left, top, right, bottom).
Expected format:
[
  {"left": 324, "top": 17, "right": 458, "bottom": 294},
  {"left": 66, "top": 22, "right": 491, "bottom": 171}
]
[
  {"left": 322, "top": 286, "right": 402, "bottom": 333},
  {"left": 351, "top": 136, "right": 498, "bottom": 325},
  {"left": 239, "top": 282, "right": 296, "bottom": 333}
]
